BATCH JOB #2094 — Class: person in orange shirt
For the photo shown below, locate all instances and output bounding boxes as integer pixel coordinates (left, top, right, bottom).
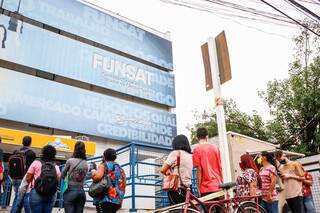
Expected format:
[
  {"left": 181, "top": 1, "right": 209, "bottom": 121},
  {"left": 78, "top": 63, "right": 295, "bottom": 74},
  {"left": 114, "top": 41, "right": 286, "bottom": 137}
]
[{"left": 192, "top": 127, "right": 223, "bottom": 197}]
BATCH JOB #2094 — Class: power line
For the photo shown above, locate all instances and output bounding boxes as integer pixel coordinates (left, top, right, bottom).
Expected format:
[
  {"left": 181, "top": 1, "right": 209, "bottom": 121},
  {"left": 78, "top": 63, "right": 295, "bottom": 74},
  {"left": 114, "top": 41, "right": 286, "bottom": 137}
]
[
  {"left": 285, "top": 0, "right": 319, "bottom": 22},
  {"left": 286, "top": 0, "right": 320, "bottom": 21},
  {"left": 259, "top": 0, "right": 320, "bottom": 37},
  {"left": 160, "top": 0, "right": 293, "bottom": 38}
]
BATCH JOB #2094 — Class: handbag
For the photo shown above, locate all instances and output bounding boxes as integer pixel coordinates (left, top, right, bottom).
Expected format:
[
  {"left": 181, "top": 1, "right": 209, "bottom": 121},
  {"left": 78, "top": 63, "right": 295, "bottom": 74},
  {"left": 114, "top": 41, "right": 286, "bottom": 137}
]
[
  {"left": 61, "top": 160, "right": 83, "bottom": 194},
  {"left": 89, "top": 164, "right": 112, "bottom": 198},
  {"left": 162, "top": 151, "right": 182, "bottom": 191}
]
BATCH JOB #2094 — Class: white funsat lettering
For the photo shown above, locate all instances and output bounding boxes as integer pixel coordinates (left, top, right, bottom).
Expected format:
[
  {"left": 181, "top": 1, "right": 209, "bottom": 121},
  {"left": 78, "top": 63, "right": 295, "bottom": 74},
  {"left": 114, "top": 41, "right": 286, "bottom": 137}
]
[{"left": 93, "top": 53, "right": 153, "bottom": 86}]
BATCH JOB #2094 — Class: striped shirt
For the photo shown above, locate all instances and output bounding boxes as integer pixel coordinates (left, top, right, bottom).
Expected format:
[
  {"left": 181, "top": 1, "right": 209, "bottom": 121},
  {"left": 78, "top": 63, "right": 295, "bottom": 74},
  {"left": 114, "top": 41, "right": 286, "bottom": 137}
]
[{"left": 259, "top": 165, "right": 277, "bottom": 201}]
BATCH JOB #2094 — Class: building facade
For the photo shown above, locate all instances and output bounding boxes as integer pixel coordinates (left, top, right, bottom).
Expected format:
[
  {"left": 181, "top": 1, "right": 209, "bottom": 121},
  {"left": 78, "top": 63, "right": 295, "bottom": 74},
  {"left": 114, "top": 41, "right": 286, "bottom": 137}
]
[{"left": 0, "top": 0, "right": 176, "bottom": 210}]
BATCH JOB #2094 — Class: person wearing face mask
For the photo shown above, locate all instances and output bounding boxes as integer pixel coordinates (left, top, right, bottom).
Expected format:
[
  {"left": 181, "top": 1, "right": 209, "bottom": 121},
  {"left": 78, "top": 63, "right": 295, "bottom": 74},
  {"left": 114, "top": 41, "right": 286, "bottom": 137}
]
[
  {"left": 259, "top": 151, "right": 278, "bottom": 213},
  {"left": 235, "top": 154, "right": 261, "bottom": 198},
  {"left": 276, "top": 150, "right": 305, "bottom": 213}
]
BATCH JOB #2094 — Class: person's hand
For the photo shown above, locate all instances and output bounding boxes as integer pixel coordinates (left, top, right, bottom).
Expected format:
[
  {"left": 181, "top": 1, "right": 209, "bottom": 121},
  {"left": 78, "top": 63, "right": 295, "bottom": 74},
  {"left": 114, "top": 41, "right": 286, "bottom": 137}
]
[
  {"left": 165, "top": 170, "right": 171, "bottom": 176},
  {"left": 282, "top": 173, "right": 291, "bottom": 180},
  {"left": 266, "top": 192, "right": 273, "bottom": 203}
]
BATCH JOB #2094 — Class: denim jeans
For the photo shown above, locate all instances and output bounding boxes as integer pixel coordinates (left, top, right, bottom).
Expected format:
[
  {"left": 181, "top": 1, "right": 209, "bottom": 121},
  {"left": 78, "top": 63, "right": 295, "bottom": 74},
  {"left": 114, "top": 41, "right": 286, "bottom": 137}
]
[
  {"left": 11, "top": 179, "right": 22, "bottom": 213},
  {"left": 261, "top": 200, "right": 279, "bottom": 213},
  {"left": 63, "top": 185, "right": 86, "bottom": 213},
  {"left": 30, "top": 189, "right": 56, "bottom": 213},
  {"left": 303, "top": 196, "right": 316, "bottom": 213}
]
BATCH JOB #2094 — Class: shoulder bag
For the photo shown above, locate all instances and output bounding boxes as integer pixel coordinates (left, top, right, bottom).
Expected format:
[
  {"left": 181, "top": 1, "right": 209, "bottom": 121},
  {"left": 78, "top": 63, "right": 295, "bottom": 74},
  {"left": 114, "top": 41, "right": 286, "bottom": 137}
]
[
  {"left": 89, "top": 163, "right": 112, "bottom": 198},
  {"left": 162, "top": 151, "right": 184, "bottom": 191}
]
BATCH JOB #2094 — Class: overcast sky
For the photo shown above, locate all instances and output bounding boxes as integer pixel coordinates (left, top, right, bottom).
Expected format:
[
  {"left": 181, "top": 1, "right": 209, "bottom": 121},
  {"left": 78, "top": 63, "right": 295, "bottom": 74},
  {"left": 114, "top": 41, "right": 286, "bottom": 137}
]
[{"left": 88, "top": 0, "right": 302, "bottom": 138}]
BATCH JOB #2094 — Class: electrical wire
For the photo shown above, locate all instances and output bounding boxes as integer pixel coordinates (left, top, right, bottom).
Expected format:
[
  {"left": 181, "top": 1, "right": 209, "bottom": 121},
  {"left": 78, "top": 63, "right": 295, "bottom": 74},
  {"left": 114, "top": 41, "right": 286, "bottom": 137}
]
[
  {"left": 286, "top": 0, "right": 320, "bottom": 21},
  {"left": 285, "top": 0, "right": 319, "bottom": 22},
  {"left": 259, "top": 0, "right": 320, "bottom": 36},
  {"left": 160, "top": 0, "right": 293, "bottom": 38}
]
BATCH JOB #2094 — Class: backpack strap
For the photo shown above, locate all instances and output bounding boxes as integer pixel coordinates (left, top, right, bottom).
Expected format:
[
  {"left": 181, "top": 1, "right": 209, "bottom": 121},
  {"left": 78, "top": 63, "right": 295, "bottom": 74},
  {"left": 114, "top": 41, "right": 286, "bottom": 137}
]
[{"left": 176, "top": 151, "right": 187, "bottom": 189}]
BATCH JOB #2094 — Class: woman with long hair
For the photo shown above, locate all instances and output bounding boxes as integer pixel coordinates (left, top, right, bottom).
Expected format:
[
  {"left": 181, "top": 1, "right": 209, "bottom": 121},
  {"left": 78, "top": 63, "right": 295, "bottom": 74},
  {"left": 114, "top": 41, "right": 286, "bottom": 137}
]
[
  {"left": 259, "top": 151, "right": 278, "bottom": 213},
  {"left": 61, "top": 141, "right": 88, "bottom": 213},
  {"left": 160, "top": 134, "right": 193, "bottom": 205},
  {"left": 236, "top": 153, "right": 260, "bottom": 197}
]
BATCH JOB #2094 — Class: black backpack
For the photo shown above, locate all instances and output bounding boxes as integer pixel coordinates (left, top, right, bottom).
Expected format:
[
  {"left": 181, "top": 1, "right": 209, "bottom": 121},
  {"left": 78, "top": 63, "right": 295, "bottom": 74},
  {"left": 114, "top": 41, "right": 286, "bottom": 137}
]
[
  {"left": 8, "top": 149, "right": 29, "bottom": 179},
  {"left": 34, "top": 161, "right": 58, "bottom": 197}
]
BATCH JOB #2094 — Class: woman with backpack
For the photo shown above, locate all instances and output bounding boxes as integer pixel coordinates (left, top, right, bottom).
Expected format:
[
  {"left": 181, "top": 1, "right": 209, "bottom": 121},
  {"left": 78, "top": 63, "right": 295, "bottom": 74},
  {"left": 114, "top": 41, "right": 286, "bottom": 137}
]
[
  {"left": 160, "top": 134, "right": 192, "bottom": 205},
  {"left": 91, "top": 148, "right": 126, "bottom": 213},
  {"left": 61, "top": 141, "right": 88, "bottom": 213},
  {"left": 25, "top": 145, "right": 61, "bottom": 213}
]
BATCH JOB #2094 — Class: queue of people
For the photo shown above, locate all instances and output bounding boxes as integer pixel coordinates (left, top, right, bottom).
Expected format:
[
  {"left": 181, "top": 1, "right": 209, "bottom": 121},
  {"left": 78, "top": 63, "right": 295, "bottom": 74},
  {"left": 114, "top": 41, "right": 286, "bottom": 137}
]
[
  {"left": 7, "top": 136, "right": 126, "bottom": 213},
  {"left": 161, "top": 127, "right": 317, "bottom": 213}
]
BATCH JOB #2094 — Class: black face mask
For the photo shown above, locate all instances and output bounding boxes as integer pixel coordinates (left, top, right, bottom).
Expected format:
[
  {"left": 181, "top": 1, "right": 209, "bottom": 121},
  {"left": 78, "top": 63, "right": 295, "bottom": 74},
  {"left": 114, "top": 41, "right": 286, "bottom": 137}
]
[{"left": 279, "top": 159, "right": 286, "bottom": 165}]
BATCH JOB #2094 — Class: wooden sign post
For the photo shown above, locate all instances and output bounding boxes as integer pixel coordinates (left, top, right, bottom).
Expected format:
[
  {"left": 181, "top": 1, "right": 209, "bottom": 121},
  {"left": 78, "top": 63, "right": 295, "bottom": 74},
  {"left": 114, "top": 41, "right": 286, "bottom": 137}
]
[{"left": 201, "top": 31, "right": 232, "bottom": 185}]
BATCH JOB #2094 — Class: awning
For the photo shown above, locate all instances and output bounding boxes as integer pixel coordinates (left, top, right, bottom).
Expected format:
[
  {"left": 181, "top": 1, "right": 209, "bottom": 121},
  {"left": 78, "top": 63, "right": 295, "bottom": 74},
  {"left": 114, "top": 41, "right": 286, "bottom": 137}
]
[{"left": 0, "top": 127, "right": 96, "bottom": 159}]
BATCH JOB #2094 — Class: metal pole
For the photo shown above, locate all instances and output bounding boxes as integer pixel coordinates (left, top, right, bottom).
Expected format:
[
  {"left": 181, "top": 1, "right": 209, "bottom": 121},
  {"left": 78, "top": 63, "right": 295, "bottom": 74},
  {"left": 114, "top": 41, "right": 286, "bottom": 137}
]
[
  {"left": 207, "top": 37, "right": 232, "bottom": 184},
  {"left": 130, "top": 144, "right": 137, "bottom": 212}
]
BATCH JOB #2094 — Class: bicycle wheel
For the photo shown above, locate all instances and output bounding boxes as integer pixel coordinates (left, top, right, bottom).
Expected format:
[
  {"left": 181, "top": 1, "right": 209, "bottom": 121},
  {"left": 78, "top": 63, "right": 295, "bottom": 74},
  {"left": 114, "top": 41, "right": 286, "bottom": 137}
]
[
  {"left": 235, "top": 201, "right": 267, "bottom": 213},
  {"left": 208, "top": 204, "right": 225, "bottom": 213}
]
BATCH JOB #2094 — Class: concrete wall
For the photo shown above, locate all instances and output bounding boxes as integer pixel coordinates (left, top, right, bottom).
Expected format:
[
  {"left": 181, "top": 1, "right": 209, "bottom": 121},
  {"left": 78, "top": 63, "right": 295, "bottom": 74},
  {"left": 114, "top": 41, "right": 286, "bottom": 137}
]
[{"left": 210, "top": 132, "right": 278, "bottom": 180}]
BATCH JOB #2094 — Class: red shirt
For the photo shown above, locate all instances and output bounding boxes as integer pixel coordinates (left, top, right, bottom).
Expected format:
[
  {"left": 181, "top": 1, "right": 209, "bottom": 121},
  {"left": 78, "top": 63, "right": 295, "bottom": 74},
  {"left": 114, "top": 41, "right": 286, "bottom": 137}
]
[
  {"left": 303, "top": 172, "right": 313, "bottom": 197},
  {"left": 193, "top": 143, "right": 223, "bottom": 193}
]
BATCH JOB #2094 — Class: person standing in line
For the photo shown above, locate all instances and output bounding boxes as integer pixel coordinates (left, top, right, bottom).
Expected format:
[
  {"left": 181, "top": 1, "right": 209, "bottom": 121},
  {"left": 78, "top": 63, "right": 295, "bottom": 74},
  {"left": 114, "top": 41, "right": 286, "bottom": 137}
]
[
  {"left": 277, "top": 151, "right": 305, "bottom": 213},
  {"left": 10, "top": 136, "right": 36, "bottom": 213},
  {"left": 192, "top": 127, "right": 223, "bottom": 197},
  {"left": 0, "top": 138, "right": 4, "bottom": 204},
  {"left": 259, "top": 151, "right": 278, "bottom": 213},
  {"left": 91, "top": 148, "right": 126, "bottom": 213},
  {"left": 61, "top": 141, "right": 88, "bottom": 213},
  {"left": 236, "top": 153, "right": 260, "bottom": 198},
  {"left": 25, "top": 145, "right": 61, "bottom": 213},
  {"left": 160, "top": 135, "right": 193, "bottom": 205},
  {"left": 302, "top": 169, "right": 316, "bottom": 213}
]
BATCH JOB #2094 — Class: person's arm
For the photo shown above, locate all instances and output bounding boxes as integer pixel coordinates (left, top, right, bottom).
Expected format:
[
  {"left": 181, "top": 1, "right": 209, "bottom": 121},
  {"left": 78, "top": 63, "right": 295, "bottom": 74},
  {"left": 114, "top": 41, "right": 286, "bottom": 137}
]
[
  {"left": 196, "top": 166, "right": 202, "bottom": 190},
  {"left": 282, "top": 163, "right": 305, "bottom": 181},
  {"left": 91, "top": 164, "right": 105, "bottom": 182},
  {"left": 25, "top": 161, "right": 36, "bottom": 184},
  {"left": 249, "top": 181, "right": 257, "bottom": 197},
  {"left": 60, "top": 160, "right": 70, "bottom": 180},
  {"left": 266, "top": 173, "right": 276, "bottom": 202},
  {"left": 160, "top": 163, "right": 171, "bottom": 176},
  {"left": 160, "top": 151, "right": 176, "bottom": 176}
]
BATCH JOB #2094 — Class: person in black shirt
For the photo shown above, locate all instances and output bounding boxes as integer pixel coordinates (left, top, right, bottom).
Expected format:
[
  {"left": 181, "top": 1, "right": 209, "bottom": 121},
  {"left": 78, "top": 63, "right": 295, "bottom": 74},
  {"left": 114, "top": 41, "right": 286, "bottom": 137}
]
[
  {"left": 10, "top": 136, "right": 36, "bottom": 213},
  {"left": 19, "top": 136, "right": 36, "bottom": 170}
]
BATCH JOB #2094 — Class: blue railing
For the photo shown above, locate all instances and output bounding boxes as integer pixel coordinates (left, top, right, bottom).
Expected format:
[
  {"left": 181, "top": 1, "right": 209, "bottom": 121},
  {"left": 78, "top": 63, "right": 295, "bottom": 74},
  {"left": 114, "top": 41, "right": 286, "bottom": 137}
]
[{"left": 1, "top": 143, "right": 198, "bottom": 212}]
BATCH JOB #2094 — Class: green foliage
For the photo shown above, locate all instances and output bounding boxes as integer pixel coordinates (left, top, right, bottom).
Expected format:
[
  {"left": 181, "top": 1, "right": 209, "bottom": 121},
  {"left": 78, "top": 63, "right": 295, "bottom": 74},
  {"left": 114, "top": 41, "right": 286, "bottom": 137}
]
[
  {"left": 259, "top": 22, "right": 320, "bottom": 155},
  {"left": 187, "top": 99, "right": 269, "bottom": 144}
]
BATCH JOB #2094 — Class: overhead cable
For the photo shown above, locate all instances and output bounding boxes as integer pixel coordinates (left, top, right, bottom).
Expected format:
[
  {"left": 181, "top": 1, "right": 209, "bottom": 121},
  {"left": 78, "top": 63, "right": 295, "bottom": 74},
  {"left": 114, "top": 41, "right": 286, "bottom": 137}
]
[{"left": 259, "top": 0, "right": 320, "bottom": 36}]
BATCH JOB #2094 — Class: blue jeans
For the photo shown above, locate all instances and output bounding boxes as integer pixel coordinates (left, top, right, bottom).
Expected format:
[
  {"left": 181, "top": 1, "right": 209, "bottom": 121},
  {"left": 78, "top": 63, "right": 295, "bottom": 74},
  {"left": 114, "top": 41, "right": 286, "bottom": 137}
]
[
  {"left": 30, "top": 189, "right": 56, "bottom": 213},
  {"left": 63, "top": 185, "right": 86, "bottom": 213},
  {"left": 303, "top": 196, "right": 316, "bottom": 213},
  {"left": 261, "top": 200, "right": 278, "bottom": 213},
  {"left": 11, "top": 179, "right": 21, "bottom": 213}
]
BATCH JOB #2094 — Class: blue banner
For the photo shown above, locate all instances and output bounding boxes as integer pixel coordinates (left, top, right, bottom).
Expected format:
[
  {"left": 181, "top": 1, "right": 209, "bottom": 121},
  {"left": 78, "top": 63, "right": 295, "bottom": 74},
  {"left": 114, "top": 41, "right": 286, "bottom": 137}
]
[
  {"left": 0, "top": 15, "right": 175, "bottom": 107},
  {"left": 0, "top": 68, "right": 177, "bottom": 147},
  {"left": 1, "top": 0, "right": 173, "bottom": 70}
]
